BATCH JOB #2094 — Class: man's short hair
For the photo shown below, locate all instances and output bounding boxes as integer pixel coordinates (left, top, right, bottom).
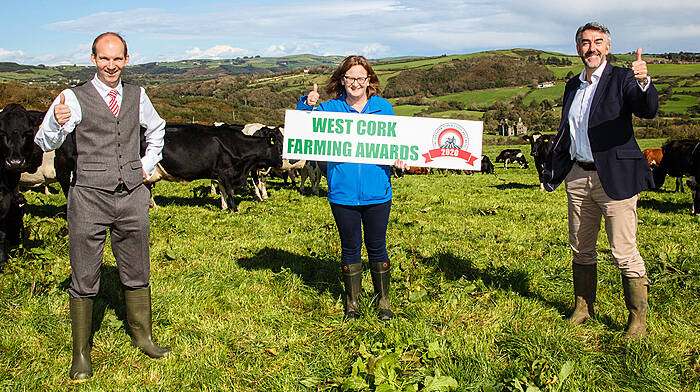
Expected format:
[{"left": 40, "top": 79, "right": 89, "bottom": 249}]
[
  {"left": 92, "top": 32, "right": 128, "bottom": 57},
  {"left": 575, "top": 22, "right": 611, "bottom": 46}
]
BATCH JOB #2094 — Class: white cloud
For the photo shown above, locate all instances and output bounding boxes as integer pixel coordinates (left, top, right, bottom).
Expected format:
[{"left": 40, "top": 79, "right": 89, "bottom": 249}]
[
  {"left": 262, "top": 45, "right": 289, "bottom": 57},
  {"left": 185, "top": 45, "right": 251, "bottom": 59},
  {"left": 0, "top": 48, "right": 28, "bottom": 62},
  {"left": 358, "top": 44, "right": 391, "bottom": 58},
  {"left": 0, "top": 44, "right": 91, "bottom": 66}
]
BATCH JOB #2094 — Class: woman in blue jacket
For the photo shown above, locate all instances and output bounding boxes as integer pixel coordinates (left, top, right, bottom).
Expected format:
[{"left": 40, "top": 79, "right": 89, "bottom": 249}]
[{"left": 297, "top": 55, "right": 408, "bottom": 321}]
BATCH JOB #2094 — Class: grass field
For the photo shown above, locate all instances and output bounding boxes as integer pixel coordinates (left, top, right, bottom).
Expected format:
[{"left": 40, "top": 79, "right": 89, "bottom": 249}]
[
  {"left": 660, "top": 94, "right": 699, "bottom": 115},
  {"left": 429, "top": 110, "right": 484, "bottom": 120},
  {"left": 0, "top": 139, "right": 698, "bottom": 391},
  {"left": 435, "top": 87, "right": 529, "bottom": 108},
  {"left": 647, "top": 64, "right": 700, "bottom": 77},
  {"left": 523, "top": 85, "right": 565, "bottom": 105},
  {"left": 673, "top": 87, "right": 700, "bottom": 93},
  {"left": 392, "top": 105, "right": 428, "bottom": 117}
]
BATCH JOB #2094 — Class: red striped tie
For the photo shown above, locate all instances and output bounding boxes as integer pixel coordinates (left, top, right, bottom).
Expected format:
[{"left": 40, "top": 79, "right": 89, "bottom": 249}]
[{"left": 107, "top": 89, "right": 120, "bottom": 117}]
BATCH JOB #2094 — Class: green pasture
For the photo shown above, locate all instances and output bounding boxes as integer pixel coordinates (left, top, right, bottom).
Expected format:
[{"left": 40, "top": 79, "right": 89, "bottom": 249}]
[
  {"left": 648, "top": 64, "right": 700, "bottom": 77},
  {"left": 435, "top": 87, "right": 528, "bottom": 108},
  {"left": 545, "top": 65, "right": 580, "bottom": 80},
  {"left": 372, "top": 54, "right": 479, "bottom": 71},
  {"left": 428, "top": 110, "right": 484, "bottom": 120},
  {"left": 0, "top": 68, "right": 62, "bottom": 82},
  {"left": 1, "top": 137, "right": 698, "bottom": 391},
  {"left": 523, "top": 85, "right": 565, "bottom": 105},
  {"left": 673, "top": 86, "right": 700, "bottom": 94},
  {"left": 392, "top": 105, "right": 427, "bottom": 117},
  {"left": 660, "top": 94, "right": 699, "bottom": 115}
]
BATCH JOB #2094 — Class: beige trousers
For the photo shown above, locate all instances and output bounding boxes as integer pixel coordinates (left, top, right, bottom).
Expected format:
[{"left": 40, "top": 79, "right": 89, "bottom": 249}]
[{"left": 565, "top": 164, "right": 646, "bottom": 278}]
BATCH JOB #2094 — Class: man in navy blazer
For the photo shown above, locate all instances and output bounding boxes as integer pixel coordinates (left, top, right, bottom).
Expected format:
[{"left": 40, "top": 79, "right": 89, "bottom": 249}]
[{"left": 542, "top": 22, "right": 658, "bottom": 338}]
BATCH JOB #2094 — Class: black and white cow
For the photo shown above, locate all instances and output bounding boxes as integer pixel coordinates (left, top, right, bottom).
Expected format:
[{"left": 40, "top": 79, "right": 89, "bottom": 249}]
[
  {"left": 144, "top": 122, "right": 283, "bottom": 212},
  {"left": 240, "top": 123, "right": 303, "bottom": 201},
  {"left": 523, "top": 132, "right": 554, "bottom": 190},
  {"left": 495, "top": 148, "right": 529, "bottom": 169},
  {"left": 0, "top": 104, "right": 44, "bottom": 270},
  {"left": 658, "top": 139, "right": 700, "bottom": 215}
]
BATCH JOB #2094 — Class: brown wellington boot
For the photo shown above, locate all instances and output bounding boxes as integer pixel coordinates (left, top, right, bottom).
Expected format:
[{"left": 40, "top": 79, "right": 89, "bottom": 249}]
[
  {"left": 69, "top": 297, "right": 93, "bottom": 382},
  {"left": 341, "top": 263, "right": 362, "bottom": 321},
  {"left": 124, "top": 287, "right": 171, "bottom": 358},
  {"left": 622, "top": 275, "right": 649, "bottom": 338},
  {"left": 568, "top": 263, "right": 597, "bottom": 325},
  {"left": 370, "top": 261, "right": 394, "bottom": 321}
]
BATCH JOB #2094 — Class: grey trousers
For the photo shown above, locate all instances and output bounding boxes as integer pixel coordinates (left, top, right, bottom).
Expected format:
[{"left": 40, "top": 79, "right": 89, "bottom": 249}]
[
  {"left": 67, "top": 184, "right": 151, "bottom": 298},
  {"left": 565, "top": 164, "right": 646, "bottom": 278}
]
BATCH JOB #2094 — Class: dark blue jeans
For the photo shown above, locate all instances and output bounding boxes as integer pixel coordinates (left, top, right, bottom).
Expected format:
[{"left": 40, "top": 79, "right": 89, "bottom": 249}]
[{"left": 329, "top": 201, "right": 391, "bottom": 266}]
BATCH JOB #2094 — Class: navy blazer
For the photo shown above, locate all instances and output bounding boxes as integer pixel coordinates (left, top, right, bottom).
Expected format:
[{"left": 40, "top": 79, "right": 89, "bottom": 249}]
[{"left": 542, "top": 63, "right": 658, "bottom": 200}]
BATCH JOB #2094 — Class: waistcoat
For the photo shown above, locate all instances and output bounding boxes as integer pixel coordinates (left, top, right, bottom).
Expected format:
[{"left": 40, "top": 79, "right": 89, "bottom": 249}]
[{"left": 71, "top": 82, "right": 142, "bottom": 191}]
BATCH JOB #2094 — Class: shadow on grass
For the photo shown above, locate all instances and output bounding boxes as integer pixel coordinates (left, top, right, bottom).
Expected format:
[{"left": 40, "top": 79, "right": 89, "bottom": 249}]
[
  {"left": 492, "top": 182, "right": 537, "bottom": 190},
  {"left": 237, "top": 247, "right": 343, "bottom": 298},
  {"left": 298, "top": 188, "right": 329, "bottom": 198},
  {"left": 24, "top": 203, "right": 66, "bottom": 219},
  {"left": 413, "top": 251, "right": 627, "bottom": 332},
  {"left": 151, "top": 192, "right": 261, "bottom": 209},
  {"left": 637, "top": 198, "right": 691, "bottom": 214}
]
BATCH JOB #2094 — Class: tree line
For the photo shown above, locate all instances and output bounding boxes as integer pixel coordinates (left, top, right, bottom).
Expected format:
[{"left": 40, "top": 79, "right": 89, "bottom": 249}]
[{"left": 383, "top": 55, "right": 555, "bottom": 98}]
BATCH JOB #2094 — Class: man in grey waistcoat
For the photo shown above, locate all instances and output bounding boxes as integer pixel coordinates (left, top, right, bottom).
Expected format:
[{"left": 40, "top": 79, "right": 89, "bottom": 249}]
[{"left": 35, "top": 32, "right": 169, "bottom": 382}]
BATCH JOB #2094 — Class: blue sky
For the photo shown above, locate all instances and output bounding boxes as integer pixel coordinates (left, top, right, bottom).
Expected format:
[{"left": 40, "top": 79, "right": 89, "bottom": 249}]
[{"left": 2, "top": 0, "right": 698, "bottom": 65}]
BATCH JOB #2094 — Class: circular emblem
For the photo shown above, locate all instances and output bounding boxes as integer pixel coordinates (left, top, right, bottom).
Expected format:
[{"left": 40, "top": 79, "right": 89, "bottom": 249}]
[{"left": 432, "top": 123, "right": 469, "bottom": 150}]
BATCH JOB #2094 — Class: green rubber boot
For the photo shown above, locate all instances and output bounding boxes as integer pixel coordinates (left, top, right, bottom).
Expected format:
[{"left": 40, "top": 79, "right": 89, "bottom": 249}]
[
  {"left": 622, "top": 275, "right": 649, "bottom": 338},
  {"left": 370, "top": 261, "right": 394, "bottom": 321},
  {"left": 342, "top": 263, "right": 362, "bottom": 321},
  {"left": 124, "top": 287, "right": 171, "bottom": 358},
  {"left": 568, "top": 263, "right": 597, "bottom": 325},
  {"left": 69, "top": 297, "right": 93, "bottom": 382}
]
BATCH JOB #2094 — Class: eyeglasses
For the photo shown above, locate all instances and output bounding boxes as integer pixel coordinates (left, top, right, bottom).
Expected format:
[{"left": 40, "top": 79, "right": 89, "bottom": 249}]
[{"left": 343, "top": 75, "right": 369, "bottom": 85}]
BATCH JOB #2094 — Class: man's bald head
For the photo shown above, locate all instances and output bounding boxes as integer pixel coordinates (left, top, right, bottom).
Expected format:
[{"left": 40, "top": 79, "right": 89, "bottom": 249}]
[{"left": 92, "top": 32, "right": 128, "bottom": 58}]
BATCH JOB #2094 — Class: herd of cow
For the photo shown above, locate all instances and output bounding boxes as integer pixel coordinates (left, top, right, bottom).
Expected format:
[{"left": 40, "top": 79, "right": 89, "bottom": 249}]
[{"left": 0, "top": 103, "right": 698, "bottom": 270}]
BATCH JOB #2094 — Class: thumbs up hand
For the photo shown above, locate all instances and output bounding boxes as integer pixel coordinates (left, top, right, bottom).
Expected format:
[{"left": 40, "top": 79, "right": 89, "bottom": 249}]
[
  {"left": 306, "top": 83, "right": 320, "bottom": 106},
  {"left": 631, "top": 48, "right": 648, "bottom": 82},
  {"left": 54, "top": 92, "right": 71, "bottom": 126}
]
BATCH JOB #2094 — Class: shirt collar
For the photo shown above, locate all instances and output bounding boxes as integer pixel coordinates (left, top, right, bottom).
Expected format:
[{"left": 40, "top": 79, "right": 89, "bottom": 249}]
[
  {"left": 91, "top": 74, "right": 123, "bottom": 97},
  {"left": 578, "top": 60, "right": 607, "bottom": 84}
]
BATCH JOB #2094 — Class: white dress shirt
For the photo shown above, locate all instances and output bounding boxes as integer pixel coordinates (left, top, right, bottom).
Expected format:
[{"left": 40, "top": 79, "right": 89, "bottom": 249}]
[
  {"left": 35, "top": 74, "right": 165, "bottom": 178},
  {"left": 568, "top": 61, "right": 651, "bottom": 163}
]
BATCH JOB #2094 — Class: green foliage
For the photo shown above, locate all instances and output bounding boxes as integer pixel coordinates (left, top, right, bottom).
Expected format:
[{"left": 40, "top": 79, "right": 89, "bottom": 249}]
[
  {"left": 301, "top": 337, "right": 458, "bottom": 391},
  {"left": 383, "top": 56, "right": 555, "bottom": 98}
]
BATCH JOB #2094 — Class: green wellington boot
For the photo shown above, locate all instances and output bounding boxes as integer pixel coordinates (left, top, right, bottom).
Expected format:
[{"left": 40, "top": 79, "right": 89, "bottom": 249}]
[
  {"left": 370, "top": 261, "right": 394, "bottom": 321},
  {"left": 568, "top": 263, "right": 597, "bottom": 325},
  {"left": 342, "top": 263, "right": 363, "bottom": 320},
  {"left": 69, "top": 297, "right": 93, "bottom": 382},
  {"left": 622, "top": 275, "right": 649, "bottom": 338},
  {"left": 124, "top": 287, "right": 171, "bottom": 358}
]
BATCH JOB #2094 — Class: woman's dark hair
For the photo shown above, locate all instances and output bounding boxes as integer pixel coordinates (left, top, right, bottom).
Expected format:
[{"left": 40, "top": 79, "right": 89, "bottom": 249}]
[{"left": 325, "top": 55, "right": 381, "bottom": 99}]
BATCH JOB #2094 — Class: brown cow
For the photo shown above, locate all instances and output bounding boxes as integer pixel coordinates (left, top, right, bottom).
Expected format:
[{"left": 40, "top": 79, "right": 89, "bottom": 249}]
[{"left": 643, "top": 147, "right": 683, "bottom": 192}]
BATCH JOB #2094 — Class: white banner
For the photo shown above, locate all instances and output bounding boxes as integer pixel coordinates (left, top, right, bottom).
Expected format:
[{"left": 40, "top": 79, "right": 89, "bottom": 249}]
[{"left": 283, "top": 110, "right": 483, "bottom": 170}]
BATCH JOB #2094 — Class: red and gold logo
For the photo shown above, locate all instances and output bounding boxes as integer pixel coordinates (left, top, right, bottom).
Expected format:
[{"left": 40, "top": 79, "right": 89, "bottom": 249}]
[{"left": 422, "top": 123, "right": 477, "bottom": 165}]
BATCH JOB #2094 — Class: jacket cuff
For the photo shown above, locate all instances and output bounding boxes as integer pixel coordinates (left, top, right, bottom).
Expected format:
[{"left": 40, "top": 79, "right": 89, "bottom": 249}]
[{"left": 296, "top": 95, "right": 313, "bottom": 110}]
